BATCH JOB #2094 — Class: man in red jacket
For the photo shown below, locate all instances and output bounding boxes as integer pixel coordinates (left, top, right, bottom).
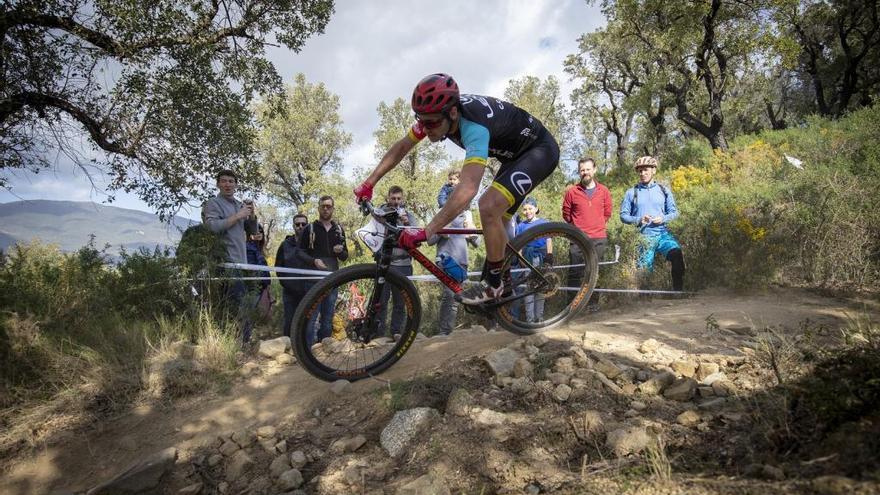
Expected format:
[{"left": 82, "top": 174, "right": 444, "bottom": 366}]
[{"left": 562, "top": 157, "right": 612, "bottom": 311}]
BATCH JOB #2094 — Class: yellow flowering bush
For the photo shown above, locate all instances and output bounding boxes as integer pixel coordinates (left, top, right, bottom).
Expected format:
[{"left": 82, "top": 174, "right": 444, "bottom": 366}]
[{"left": 670, "top": 165, "right": 713, "bottom": 194}]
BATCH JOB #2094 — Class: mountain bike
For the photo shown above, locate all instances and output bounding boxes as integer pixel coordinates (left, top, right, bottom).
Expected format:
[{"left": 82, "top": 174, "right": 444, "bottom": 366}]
[{"left": 290, "top": 200, "right": 598, "bottom": 382}]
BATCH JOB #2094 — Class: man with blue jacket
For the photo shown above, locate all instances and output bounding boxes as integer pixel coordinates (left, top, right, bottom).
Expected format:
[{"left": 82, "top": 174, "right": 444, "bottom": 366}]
[{"left": 620, "top": 156, "right": 685, "bottom": 291}]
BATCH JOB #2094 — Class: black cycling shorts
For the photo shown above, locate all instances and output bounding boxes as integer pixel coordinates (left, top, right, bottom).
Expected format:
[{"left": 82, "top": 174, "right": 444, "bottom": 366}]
[{"left": 489, "top": 129, "right": 560, "bottom": 219}]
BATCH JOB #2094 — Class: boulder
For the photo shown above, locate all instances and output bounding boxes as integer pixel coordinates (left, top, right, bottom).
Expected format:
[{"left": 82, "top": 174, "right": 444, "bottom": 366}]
[
  {"left": 330, "top": 434, "right": 366, "bottom": 453},
  {"left": 712, "top": 380, "right": 737, "bottom": 397},
  {"left": 256, "top": 425, "right": 276, "bottom": 439},
  {"left": 289, "top": 450, "right": 307, "bottom": 469}
]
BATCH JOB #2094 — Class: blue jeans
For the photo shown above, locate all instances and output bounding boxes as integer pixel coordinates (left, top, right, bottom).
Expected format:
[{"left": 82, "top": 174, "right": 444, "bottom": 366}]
[{"left": 304, "top": 282, "right": 337, "bottom": 347}]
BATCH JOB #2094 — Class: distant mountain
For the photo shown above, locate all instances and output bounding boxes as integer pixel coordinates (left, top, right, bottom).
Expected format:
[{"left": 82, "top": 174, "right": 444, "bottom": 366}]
[{"left": 0, "top": 200, "right": 198, "bottom": 256}]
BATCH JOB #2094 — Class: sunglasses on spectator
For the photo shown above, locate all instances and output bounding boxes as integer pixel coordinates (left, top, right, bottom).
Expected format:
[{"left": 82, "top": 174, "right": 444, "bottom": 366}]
[
  {"left": 319, "top": 204, "right": 334, "bottom": 209},
  {"left": 415, "top": 114, "right": 445, "bottom": 130},
  {"left": 294, "top": 222, "right": 307, "bottom": 227}
]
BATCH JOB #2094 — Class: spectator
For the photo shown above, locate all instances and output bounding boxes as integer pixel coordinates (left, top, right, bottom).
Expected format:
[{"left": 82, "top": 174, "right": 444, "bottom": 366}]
[
  {"left": 513, "top": 197, "right": 551, "bottom": 323},
  {"left": 246, "top": 224, "right": 273, "bottom": 320},
  {"left": 202, "top": 169, "right": 256, "bottom": 342},
  {"left": 275, "top": 214, "right": 309, "bottom": 337},
  {"left": 562, "top": 157, "right": 612, "bottom": 311},
  {"left": 428, "top": 211, "right": 478, "bottom": 335},
  {"left": 297, "top": 195, "right": 349, "bottom": 345},
  {"left": 620, "top": 156, "right": 685, "bottom": 291},
  {"left": 376, "top": 186, "right": 419, "bottom": 337},
  {"left": 437, "top": 170, "right": 460, "bottom": 207}
]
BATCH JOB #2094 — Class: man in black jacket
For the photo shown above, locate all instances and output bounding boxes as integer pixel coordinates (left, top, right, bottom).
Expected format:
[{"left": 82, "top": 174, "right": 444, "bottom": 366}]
[
  {"left": 297, "top": 195, "right": 349, "bottom": 345},
  {"left": 275, "top": 213, "right": 309, "bottom": 337}
]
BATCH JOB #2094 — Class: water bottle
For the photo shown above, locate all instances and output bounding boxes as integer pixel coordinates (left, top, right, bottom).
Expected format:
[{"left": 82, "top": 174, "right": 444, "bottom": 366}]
[{"left": 437, "top": 253, "right": 466, "bottom": 283}]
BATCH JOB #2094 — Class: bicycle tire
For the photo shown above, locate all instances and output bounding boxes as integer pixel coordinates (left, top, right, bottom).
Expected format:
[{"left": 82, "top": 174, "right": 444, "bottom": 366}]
[
  {"left": 494, "top": 222, "right": 597, "bottom": 335},
  {"left": 290, "top": 264, "right": 422, "bottom": 382}
]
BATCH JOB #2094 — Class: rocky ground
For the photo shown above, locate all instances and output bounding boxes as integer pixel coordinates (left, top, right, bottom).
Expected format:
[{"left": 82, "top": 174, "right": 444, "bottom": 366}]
[{"left": 1, "top": 288, "right": 878, "bottom": 494}]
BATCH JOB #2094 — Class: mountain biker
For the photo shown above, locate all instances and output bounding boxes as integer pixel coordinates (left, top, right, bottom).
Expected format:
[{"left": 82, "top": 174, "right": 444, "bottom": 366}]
[{"left": 353, "top": 73, "right": 560, "bottom": 304}]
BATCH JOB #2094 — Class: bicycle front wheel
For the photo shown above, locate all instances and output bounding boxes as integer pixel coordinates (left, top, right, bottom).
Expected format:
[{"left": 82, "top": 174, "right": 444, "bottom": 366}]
[
  {"left": 494, "top": 222, "right": 597, "bottom": 335},
  {"left": 290, "top": 264, "right": 422, "bottom": 382}
]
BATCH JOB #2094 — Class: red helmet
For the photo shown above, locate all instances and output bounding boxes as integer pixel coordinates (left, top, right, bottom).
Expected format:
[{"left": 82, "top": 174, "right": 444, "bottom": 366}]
[{"left": 411, "top": 73, "right": 459, "bottom": 114}]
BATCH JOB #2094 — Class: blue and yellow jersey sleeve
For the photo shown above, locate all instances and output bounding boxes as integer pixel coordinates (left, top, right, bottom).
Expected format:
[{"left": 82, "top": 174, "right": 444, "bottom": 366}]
[{"left": 459, "top": 118, "right": 489, "bottom": 167}]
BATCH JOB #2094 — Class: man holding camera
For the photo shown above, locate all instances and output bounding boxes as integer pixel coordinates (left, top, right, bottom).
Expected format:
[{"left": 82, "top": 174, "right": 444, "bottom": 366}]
[{"left": 202, "top": 169, "right": 257, "bottom": 342}]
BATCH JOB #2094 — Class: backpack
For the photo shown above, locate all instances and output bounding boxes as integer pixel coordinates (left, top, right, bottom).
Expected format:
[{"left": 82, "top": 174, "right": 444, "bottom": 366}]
[{"left": 629, "top": 182, "right": 670, "bottom": 217}]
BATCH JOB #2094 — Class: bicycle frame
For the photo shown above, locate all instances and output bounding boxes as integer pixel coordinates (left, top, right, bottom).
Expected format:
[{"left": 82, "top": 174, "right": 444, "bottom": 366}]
[{"left": 355, "top": 201, "right": 551, "bottom": 341}]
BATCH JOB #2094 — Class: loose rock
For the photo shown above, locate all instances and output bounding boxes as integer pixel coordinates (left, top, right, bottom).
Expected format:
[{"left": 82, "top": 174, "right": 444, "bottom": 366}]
[
  {"left": 275, "top": 353, "right": 295, "bottom": 365},
  {"left": 676, "top": 410, "right": 701, "bottom": 427},
  {"left": 178, "top": 482, "right": 203, "bottom": 495},
  {"left": 638, "top": 371, "right": 675, "bottom": 395},
  {"left": 484, "top": 348, "right": 521, "bottom": 378},
  {"left": 513, "top": 358, "right": 533, "bottom": 378},
  {"left": 638, "top": 339, "right": 661, "bottom": 354},
  {"left": 270, "top": 455, "right": 291, "bottom": 478},
  {"left": 258, "top": 336, "right": 291, "bottom": 358},
  {"left": 670, "top": 360, "right": 698, "bottom": 378},
  {"left": 329, "top": 379, "right": 351, "bottom": 395},
  {"left": 396, "top": 473, "right": 450, "bottom": 495},
  {"left": 289, "top": 450, "right": 307, "bottom": 469},
  {"left": 380, "top": 407, "right": 440, "bottom": 457},
  {"left": 696, "top": 362, "right": 720, "bottom": 381},
  {"left": 256, "top": 425, "right": 276, "bottom": 439},
  {"left": 446, "top": 388, "right": 474, "bottom": 417},
  {"left": 663, "top": 378, "right": 697, "bottom": 401},
  {"left": 554, "top": 357, "right": 576, "bottom": 375},
  {"left": 553, "top": 384, "right": 572, "bottom": 402},
  {"left": 606, "top": 426, "right": 651, "bottom": 457},
  {"left": 277, "top": 468, "right": 304, "bottom": 490},
  {"left": 225, "top": 450, "right": 254, "bottom": 482}
]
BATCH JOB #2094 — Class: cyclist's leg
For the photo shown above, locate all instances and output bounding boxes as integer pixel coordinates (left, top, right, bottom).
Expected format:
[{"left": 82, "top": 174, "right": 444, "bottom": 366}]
[{"left": 461, "top": 132, "right": 559, "bottom": 304}]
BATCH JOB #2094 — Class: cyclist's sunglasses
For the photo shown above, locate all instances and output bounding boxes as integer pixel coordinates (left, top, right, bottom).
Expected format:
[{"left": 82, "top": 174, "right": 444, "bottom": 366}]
[{"left": 415, "top": 114, "right": 446, "bottom": 130}]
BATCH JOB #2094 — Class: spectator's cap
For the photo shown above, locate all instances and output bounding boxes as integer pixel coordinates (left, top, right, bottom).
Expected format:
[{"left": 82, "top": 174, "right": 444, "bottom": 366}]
[
  {"left": 634, "top": 156, "right": 658, "bottom": 170},
  {"left": 216, "top": 169, "right": 238, "bottom": 181},
  {"left": 523, "top": 197, "right": 538, "bottom": 208}
]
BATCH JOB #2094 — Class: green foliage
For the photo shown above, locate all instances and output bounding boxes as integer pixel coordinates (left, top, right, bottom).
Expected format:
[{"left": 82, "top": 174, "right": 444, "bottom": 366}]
[
  {"left": 255, "top": 73, "right": 353, "bottom": 208},
  {"left": 1, "top": 1, "right": 335, "bottom": 218}
]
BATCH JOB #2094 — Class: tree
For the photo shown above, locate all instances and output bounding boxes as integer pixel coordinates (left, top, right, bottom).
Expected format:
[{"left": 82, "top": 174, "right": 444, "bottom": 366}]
[
  {"left": 1, "top": 0, "right": 334, "bottom": 218},
  {"left": 588, "top": 0, "right": 773, "bottom": 151},
  {"left": 776, "top": 0, "right": 880, "bottom": 118},
  {"left": 502, "top": 76, "right": 573, "bottom": 217},
  {"left": 371, "top": 97, "right": 448, "bottom": 221},
  {"left": 255, "top": 73, "right": 352, "bottom": 209}
]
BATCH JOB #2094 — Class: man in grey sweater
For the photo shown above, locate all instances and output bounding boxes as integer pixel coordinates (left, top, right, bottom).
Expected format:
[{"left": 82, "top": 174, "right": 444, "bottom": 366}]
[
  {"left": 428, "top": 211, "right": 478, "bottom": 335},
  {"left": 202, "top": 169, "right": 256, "bottom": 342},
  {"left": 376, "top": 185, "right": 419, "bottom": 337}
]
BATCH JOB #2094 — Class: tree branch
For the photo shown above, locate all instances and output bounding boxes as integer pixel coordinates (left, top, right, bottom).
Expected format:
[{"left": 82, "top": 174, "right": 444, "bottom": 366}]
[{"left": 1, "top": 92, "right": 133, "bottom": 156}]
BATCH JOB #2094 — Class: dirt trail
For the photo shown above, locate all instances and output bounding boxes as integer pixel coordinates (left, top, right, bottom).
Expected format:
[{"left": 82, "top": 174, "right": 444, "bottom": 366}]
[{"left": 0, "top": 288, "right": 868, "bottom": 495}]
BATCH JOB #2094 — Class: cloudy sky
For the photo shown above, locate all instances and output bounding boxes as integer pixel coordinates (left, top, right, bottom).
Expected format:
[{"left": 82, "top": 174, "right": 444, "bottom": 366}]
[{"left": 0, "top": 0, "right": 604, "bottom": 219}]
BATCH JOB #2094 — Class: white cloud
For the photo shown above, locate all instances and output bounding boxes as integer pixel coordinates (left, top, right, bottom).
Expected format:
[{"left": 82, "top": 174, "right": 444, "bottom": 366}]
[{"left": 3, "top": 0, "right": 604, "bottom": 215}]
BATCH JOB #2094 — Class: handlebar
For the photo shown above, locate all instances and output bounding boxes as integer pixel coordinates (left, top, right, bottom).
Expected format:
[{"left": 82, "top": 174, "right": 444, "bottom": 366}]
[{"left": 358, "top": 199, "right": 402, "bottom": 233}]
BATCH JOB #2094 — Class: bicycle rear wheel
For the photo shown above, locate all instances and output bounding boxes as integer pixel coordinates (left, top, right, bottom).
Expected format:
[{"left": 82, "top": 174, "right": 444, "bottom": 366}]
[
  {"left": 290, "top": 264, "right": 422, "bottom": 382},
  {"left": 494, "top": 222, "right": 597, "bottom": 335}
]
